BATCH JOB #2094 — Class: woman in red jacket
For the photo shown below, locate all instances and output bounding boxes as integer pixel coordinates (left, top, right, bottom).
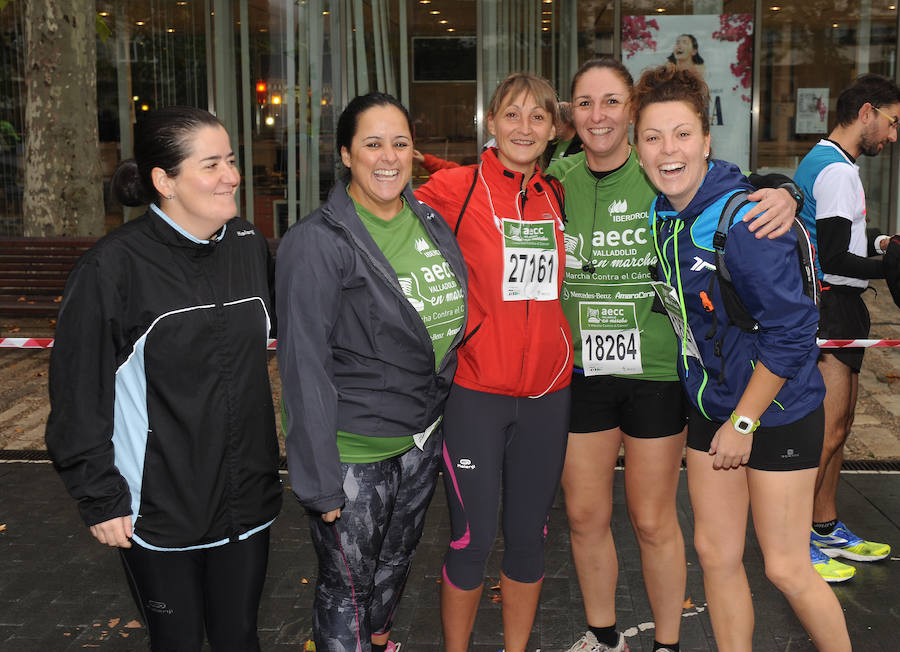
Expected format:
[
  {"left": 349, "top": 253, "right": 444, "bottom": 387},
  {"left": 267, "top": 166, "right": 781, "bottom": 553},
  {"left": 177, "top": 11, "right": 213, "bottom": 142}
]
[{"left": 415, "top": 72, "right": 571, "bottom": 652}]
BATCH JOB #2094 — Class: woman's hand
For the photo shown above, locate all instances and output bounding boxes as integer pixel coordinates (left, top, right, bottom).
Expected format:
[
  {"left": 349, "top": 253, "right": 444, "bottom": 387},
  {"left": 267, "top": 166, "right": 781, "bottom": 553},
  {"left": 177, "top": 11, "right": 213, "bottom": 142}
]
[
  {"left": 709, "top": 422, "right": 752, "bottom": 470},
  {"left": 743, "top": 187, "right": 797, "bottom": 239},
  {"left": 89, "top": 516, "right": 133, "bottom": 548},
  {"left": 321, "top": 508, "right": 342, "bottom": 523}
]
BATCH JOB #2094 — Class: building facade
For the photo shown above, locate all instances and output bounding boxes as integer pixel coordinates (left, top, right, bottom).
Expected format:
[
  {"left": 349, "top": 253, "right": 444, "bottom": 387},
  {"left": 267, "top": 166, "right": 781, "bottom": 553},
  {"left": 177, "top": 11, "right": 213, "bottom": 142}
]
[{"left": 0, "top": 1, "right": 897, "bottom": 237}]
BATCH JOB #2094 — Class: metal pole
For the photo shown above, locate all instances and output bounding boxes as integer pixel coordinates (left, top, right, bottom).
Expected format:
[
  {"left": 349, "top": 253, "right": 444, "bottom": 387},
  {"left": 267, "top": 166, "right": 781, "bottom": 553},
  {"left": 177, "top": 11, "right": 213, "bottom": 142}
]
[
  {"left": 239, "top": 0, "right": 254, "bottom": 223},
  {"left": 399, "top": 0, "right": 409, "bottom": 108},
  {"left": 749, "top": 0, "right": 762, "bottom": 172}
]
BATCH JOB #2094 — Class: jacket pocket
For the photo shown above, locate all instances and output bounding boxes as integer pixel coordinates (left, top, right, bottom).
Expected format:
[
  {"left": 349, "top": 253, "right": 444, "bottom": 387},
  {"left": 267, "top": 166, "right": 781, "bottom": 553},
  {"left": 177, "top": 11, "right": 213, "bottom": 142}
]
[{"left": 458, "top": 320, "right": 483, "bottom": 348}]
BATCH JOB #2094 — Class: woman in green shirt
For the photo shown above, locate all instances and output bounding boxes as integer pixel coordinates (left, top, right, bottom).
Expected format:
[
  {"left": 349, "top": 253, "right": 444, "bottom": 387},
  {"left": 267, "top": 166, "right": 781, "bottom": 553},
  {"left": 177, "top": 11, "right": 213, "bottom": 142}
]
[{"left": 276, "top": 92, "right": 468, "bottom": 652}]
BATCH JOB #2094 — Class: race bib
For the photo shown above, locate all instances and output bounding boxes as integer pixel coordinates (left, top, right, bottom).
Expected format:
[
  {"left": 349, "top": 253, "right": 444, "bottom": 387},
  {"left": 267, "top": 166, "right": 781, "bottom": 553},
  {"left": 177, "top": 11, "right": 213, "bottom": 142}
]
[
  {"left": 579, "top": 301, "right": 642, "bottom": 375},
  {"left": 651, "top": 281, "right": 703, "bottom": 364},
  {"left": 502, "top": 219, "right": 558, "bottom": 301}
]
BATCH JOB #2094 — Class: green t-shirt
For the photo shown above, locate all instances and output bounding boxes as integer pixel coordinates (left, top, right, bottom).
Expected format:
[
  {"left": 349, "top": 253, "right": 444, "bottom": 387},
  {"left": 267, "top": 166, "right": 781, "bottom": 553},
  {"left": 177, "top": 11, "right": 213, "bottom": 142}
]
[
  {"left": 336, "top": 195, "right": 466, "bottom": 463},
  {"left": 547, "top": 150, "right": 678, "bottom": 381},
  {"left": 548, "top": 138, "right": 573, "bottom": 165}
]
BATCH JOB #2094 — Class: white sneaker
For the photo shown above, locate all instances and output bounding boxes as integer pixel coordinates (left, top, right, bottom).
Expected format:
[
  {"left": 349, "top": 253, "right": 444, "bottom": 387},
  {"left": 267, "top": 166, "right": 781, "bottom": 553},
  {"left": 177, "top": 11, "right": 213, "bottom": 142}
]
[{"left": 565, "top": 631, "right": 628, "bottom": 652}]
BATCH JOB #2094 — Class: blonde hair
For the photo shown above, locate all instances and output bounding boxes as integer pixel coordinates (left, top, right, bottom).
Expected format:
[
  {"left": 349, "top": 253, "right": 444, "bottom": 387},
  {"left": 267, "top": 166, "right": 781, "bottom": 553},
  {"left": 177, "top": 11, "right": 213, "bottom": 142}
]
[{"left": 487, "top": 73, "right": 558, "bottom": 125}]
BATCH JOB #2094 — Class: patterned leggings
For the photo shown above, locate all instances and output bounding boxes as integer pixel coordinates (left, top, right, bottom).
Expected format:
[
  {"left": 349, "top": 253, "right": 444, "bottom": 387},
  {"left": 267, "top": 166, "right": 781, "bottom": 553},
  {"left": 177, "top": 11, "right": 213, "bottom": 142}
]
[{"left": 308, "top": 432, "right": 442, "bottom": 651}]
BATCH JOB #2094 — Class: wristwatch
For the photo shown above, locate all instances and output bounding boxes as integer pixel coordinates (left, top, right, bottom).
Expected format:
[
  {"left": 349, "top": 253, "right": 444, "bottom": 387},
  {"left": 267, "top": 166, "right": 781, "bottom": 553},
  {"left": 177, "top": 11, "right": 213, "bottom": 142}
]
[
  {"left": 777, "top": 182, "right": 805, "bottom": 215},
  {"left": 730, "top": 412, "right": 760, "bottom": 435}
]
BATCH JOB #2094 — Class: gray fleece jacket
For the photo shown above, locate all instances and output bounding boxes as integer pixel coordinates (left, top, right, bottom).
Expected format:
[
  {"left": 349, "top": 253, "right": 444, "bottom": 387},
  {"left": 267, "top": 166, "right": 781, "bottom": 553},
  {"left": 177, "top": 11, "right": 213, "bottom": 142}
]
[{"left": 275, "top": 182, "right": 468, "bottom": 512}]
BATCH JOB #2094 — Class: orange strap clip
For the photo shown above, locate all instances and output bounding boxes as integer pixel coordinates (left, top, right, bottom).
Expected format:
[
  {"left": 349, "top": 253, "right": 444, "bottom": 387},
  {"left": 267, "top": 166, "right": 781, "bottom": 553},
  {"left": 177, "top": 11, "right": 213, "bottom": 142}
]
[{"left": 699, "top": 291, "right": 714, "bottom": 312}]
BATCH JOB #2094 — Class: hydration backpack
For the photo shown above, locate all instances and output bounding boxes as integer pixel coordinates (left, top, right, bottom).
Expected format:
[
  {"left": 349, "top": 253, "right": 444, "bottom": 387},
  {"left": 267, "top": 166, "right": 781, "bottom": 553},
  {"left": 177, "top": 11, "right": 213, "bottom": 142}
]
[{"left": 712, "top": 191, "right": 819, "bottom": 333}]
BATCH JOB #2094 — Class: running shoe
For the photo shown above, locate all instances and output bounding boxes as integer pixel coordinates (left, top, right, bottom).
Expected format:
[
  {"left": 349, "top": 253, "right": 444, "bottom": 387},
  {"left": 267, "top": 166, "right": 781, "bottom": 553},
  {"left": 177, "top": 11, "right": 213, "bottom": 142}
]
[
  {"left": 811, "top": 521, "right": 891, "bottom": 562},
  {"left": 565, "top": 631, "right": 628, "bottom": 652},
  {"left": 384, "top": 643, "right": 401, "bottom": 652},
  {"left": 810, "top": 542, "right": 855, "bottom": 582}
]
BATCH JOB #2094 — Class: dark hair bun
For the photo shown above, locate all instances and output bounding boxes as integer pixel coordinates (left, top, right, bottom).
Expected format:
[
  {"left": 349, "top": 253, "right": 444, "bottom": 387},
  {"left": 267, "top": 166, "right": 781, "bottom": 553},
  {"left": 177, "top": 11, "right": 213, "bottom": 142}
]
[{"left": 110, "top": 159, "right": 154, "bottom": 207}]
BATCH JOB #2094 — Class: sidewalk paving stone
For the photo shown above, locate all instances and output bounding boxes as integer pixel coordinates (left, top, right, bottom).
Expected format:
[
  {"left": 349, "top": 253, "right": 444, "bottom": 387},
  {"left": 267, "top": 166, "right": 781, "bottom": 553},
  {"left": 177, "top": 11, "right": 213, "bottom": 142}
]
[{"left": 1, "top": 463, "right": 898, "bottom": 651}]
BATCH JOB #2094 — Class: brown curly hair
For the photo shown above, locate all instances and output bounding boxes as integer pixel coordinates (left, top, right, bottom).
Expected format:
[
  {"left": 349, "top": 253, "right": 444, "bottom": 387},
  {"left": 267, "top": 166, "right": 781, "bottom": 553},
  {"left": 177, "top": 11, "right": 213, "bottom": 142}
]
[{"left": 631, "top": 66, "right": 710, "bottom": 135}]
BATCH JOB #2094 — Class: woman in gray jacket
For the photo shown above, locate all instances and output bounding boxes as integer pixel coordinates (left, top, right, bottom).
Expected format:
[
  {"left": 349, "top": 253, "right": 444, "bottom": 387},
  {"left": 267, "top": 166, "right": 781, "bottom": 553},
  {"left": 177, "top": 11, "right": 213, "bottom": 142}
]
[{"left": 275, "top": 92, "right": 467, "bottom": 652}]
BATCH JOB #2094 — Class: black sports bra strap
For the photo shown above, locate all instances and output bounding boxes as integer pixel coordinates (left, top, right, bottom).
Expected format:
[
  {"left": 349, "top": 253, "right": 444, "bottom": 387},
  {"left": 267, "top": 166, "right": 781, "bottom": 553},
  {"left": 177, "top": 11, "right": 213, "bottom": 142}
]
[{"left": 454, "top": 168, "right": 480, "bottom": 236}]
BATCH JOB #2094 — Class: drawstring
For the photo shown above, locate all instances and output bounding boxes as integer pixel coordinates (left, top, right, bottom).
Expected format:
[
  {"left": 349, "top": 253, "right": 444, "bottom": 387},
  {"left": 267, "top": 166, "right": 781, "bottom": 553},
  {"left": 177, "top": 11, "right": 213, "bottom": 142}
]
[
  {"left": 478, "top": 162, "right": 564, "bottom": 232},
  {"left": 652, "top": 209, "right": 710, "bottom": 419},
  {"left": 671, "top": 222, "right": 691, "bottom": 377},
  {"left": 651, "top": 209, "right": 688, "bottom": 375}
]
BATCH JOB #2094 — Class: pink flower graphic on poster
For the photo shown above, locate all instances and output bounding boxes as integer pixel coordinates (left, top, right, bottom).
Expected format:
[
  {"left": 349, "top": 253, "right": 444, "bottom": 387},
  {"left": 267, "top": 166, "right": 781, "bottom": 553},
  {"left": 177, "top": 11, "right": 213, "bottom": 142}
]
[
  {"left": 622, "top": 16, "right": 660, "bottom": 59},
  {"left": 712, "top": 14, "right": 753, "bottom": 102}
]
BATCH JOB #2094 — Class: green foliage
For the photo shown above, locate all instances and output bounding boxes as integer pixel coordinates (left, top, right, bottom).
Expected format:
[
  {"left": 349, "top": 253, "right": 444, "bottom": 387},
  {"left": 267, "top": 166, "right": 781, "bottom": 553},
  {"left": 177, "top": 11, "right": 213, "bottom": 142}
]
[
  {"left": 96, "top": 15, "right": 111, "bottom": 42},
  {"left": 0, "top": 121, "right": 19, "bottom": 150}
]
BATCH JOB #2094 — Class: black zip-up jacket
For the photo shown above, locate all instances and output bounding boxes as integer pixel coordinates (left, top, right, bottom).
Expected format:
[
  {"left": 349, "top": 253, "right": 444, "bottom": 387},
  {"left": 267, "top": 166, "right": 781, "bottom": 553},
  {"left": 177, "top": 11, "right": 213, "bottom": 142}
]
[
  {"left": 45, "top": 208, "right": 282, "bottom": 550},
  {"left": 275, "top": 183, "right": 468, "bottom": 513}
]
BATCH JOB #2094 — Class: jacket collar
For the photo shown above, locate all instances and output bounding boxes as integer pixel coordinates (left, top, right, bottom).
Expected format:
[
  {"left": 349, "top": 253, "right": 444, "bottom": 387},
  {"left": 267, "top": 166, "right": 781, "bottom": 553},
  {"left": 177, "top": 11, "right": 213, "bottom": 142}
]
[
  {"left": 147, "top": 204, "right": 228, "bottom": 254},
  {"left": 480, "top": 147, "right": 547, "bottom": 194},
  {"left": 321, "top": 178, "right": 428, "bottom": 229},
  {"left": 576, "top": 147, "right": 641, "bottom": 187}
]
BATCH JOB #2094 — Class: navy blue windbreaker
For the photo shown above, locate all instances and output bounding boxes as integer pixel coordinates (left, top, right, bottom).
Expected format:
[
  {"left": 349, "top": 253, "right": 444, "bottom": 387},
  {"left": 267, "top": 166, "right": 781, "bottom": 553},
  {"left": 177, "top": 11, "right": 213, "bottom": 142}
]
[{"left": 650, "top": 160, "right": 824, "bottom": 425}]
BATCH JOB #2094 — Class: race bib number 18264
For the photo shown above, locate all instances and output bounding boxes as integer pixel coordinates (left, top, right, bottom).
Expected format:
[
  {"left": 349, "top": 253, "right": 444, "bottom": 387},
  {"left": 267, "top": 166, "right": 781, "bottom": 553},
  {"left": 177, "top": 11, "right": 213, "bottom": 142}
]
[{"left": 579, "top": 301, "right": 642, "bottom": 375}]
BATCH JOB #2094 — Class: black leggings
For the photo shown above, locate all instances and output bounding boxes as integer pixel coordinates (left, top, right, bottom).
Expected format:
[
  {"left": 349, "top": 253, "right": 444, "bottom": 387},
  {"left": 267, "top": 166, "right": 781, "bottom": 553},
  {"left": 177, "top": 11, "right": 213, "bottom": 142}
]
[
  {"left": 441, "top": 384, "right": 570, "bottom": 590},
  {"left": 119, "top": 529, "right": 270, "bottom": 652}
]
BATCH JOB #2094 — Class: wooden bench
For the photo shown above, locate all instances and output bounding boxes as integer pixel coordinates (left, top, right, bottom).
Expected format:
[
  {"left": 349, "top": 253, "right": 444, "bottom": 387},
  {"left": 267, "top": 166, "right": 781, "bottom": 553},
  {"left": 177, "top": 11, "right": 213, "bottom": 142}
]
[
  {"left": 0, "top": 235, "right": 282, "bottom": 319},
  {"left": 0, "top": 237, "right": 97, "bottom": 317}
]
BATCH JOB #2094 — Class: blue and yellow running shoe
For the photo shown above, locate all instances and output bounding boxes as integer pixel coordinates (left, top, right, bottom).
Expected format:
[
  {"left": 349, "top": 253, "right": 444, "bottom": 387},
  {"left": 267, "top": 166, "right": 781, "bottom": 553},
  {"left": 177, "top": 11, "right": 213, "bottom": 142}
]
[
  {"left": 810, "top": 543, "right": 856, "bottom": 583},
  {"left": 811, "top": 521, "right": 891, "bottom": 562}
]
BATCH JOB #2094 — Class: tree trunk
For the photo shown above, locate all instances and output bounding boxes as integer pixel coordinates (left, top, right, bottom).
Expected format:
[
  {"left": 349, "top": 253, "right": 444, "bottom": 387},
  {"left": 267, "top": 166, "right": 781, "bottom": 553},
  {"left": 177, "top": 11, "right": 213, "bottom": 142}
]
[{"left": 24, "top": 0, "right": 103, "bottom": 236}]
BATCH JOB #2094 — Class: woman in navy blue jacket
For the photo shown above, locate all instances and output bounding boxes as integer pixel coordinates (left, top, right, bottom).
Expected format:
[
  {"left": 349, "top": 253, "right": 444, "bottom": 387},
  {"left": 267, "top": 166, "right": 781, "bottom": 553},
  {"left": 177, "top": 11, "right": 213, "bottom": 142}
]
[{"left": 635, "top": 66, "right": 850, "bottom": 651}]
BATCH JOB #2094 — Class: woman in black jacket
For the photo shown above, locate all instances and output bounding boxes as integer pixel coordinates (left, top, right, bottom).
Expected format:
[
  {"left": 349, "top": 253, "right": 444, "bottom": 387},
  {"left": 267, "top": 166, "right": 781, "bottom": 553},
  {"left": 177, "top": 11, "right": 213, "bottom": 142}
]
[
  {"left": 45, "top": 106, "right": 282, "bottom": 652},
  {"left": 276, "top": 92, "right": 467, "bottom": 652}
]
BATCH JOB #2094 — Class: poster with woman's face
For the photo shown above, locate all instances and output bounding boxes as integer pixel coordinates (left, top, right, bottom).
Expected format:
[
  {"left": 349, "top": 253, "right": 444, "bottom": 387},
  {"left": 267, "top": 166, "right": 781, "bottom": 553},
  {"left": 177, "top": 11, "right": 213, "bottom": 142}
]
[{"left": 622, "top": 14, "right": 753, "bottom": 170}]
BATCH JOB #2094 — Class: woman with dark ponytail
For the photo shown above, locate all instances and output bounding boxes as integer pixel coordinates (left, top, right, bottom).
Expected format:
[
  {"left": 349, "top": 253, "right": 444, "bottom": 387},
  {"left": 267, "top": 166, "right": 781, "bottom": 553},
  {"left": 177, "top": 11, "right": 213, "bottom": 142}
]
[
  {"left": 666, "top": 34, "right": 706, "bottom": 78},
  {"left": 46, "top": 106, "right": 282, "bottom": 651}
]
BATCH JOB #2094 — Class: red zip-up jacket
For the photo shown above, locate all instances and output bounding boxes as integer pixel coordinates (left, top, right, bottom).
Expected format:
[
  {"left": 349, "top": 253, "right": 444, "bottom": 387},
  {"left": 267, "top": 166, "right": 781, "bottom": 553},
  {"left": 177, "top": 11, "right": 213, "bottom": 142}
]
[{"left": 416, "top": 148, "right": 572, "bottom": 397}]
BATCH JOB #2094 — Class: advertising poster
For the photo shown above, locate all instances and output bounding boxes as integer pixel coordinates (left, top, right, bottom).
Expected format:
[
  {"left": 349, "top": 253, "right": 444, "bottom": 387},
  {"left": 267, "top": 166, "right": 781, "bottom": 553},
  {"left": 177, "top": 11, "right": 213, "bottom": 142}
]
[
  {"left": 796, "top": 88, "right": 829, "bottom": 134},
  {"left": 622, "top": 14, "right": 753, "bottom": 169}
]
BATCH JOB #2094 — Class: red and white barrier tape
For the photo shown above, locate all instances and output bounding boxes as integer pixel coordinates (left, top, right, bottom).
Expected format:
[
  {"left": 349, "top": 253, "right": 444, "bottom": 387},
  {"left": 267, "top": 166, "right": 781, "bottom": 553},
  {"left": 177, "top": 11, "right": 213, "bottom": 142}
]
[
  {"left": 0, "top": 338, "right": 280, "bottom": 349},
  {"left": 3, "top": 337, "right": 900, "bottom": 350},
  {"left": 0, "top": 338, "right": 55, "bottom": 349},
  {"left": 816, "top": 339, "right": 900, "bottom": 348}
]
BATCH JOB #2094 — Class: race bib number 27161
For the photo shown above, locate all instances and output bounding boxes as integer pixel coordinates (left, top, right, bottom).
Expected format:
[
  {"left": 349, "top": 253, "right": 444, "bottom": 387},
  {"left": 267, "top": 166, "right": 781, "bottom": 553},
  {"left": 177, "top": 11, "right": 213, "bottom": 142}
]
[{"left": 502, "top": 219, "right": 558, "bottom": 301}]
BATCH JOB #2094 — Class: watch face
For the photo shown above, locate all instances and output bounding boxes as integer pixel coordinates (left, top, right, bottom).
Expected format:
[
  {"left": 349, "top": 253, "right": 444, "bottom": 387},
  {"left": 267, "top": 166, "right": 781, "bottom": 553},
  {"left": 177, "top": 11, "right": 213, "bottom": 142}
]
[{"left": 736, "top": 417, "right": 753, "bottom": 433}]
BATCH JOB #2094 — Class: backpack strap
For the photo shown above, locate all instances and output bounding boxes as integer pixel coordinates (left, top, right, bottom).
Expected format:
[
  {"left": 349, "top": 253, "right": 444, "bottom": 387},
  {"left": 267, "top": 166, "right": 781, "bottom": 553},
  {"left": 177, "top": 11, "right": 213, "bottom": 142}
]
[
  {"left": 792, "top": 218, "right": 820, "bottom": 306},
  {"left": 713, "top": 190, "right": 751, "bottom": 285},
  {"left": 712, "top": 190, "right": 819, "bottom": 335},
  {"left": 454, "top": 167, "right": 480, "bottom": 236},
  {"left": 713, "top": 191, "right": 758, "bottom": 333}
]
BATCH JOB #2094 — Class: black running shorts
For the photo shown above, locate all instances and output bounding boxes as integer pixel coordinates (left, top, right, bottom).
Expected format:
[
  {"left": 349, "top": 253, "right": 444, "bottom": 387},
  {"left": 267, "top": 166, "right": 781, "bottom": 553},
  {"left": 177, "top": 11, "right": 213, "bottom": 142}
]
[
  {"left": 817, "top": 286, "right": 870, "bottom": 374},
  {"left": 569, "top": 371, "right": 687, "bottom": 437},
  {"left": 687, "top": 403, "right": 824, "bottom": 471}
]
